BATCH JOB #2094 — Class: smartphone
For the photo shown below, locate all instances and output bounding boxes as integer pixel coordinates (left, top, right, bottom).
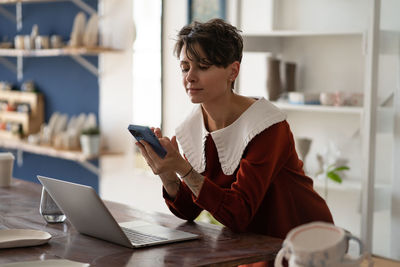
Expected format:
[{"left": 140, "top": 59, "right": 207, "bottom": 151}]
[{"left": 128, "top": 124, "right": 167, "bottom": 158}]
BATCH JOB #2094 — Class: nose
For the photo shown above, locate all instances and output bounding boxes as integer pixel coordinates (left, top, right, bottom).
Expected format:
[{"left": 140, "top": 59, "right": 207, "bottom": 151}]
[{"left": 185, "top": 68, "right": 197, "bottom": 84}]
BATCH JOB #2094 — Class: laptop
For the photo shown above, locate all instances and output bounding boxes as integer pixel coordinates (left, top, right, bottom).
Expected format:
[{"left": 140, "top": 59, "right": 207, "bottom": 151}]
[{"left": 37, "top": 175, "right": 199, "bottom": 248}]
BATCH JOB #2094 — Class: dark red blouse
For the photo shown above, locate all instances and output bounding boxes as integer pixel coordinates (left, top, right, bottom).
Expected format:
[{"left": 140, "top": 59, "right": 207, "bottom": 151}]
[{"left": 164, "top": 121, "right": 333, "bottom": 239}]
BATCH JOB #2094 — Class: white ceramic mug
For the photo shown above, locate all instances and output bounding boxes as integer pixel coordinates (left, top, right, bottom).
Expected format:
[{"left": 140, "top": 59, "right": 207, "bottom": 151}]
[
  {"left": 14, "top": 35, "right": 25, "bottom": 49},
  {"left": 319, "top": 92, "right": 335, "bottom": 106},
  {"left": 0, "top": 152, "right": 15, "bottom": 187},
  {"left": 35, "top": 36, "right": 50, "bottom": 49},
  {"left": 274, "top": 222, "right": 365, "bottom": 267},
  {"left": 50, "top": 35, "right": 63, "bottom": 48},
  {"left": 23, "top": 35, "right": 34, "bottom": 50}
]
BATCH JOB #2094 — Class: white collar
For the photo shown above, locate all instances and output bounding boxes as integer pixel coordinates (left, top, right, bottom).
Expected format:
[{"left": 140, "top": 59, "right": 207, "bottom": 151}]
[{"left": 175, "top": 98, "right": 286, "bottom": 175}]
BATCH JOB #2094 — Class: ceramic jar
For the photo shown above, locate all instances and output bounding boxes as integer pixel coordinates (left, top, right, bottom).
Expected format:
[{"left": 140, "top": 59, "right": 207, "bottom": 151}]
[{"left": 266, "top": 56, "right": 282, "bottom": 101}]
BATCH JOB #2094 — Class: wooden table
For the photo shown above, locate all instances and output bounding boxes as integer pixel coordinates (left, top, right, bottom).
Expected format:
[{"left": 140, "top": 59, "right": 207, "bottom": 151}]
[{"left": 0, "top": 179, "right": 282, "bottom": 266}]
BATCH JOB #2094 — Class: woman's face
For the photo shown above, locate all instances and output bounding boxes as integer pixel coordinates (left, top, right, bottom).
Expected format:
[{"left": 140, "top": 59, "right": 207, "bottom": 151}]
[{"left": 179, "top": 44, "right": 236, "bottom": 105}]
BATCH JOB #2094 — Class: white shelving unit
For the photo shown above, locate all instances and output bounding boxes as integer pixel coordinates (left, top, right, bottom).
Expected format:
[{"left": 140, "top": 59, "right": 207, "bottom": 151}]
[
  {"left": 0, "top": 0, "right": 121, "bottom": 174},
  {"left": 235, "top": 0, "right": 367, "bottom": 174},
  {"left": 0, "top": 0, "right": 120, "bottom": 80},
  {"left": 0, "top": 0, "right": 96, "bottom": 31},
  {"left": 233, "top": 0, "right": 400, "bottom": 258}
]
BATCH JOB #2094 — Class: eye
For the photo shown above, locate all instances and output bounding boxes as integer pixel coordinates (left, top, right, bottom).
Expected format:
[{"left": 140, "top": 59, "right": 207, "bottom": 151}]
[
  {"left": 199, "top": 64, "right": 210, "bottom": 70},
  {"left": 180, "top": 63, "right": 190, "bottom": 73}
]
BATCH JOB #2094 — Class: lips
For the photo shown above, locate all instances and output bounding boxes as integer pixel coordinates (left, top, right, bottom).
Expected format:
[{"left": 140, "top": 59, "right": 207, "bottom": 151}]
[{"left": 187, "top": 88, "right": 203, "bottom": 94}]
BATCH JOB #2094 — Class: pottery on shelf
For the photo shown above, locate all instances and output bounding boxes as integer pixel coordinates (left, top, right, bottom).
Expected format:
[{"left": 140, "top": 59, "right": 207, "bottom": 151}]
[
  {"left": 266, "top": 56, "right": 282, "bottom": 101},
  {"left": 83, "top": 14, "right": 99, "bottom": 47},
  {"left": 69, "top": 12, "right": 86, "bottom": 47},
  {"left": 36, "top": 112, "right": 99, "bottom": 151},
  {"left": 80, "top": 123, "right": 100, "bottom": 157},
  {"left": 284, "top": 62, "right": 296, "bottom": 93},
  {"left": 80, "top": 133, "right": 100, "bottom": 157},
  {"left": 50, "top": 35, "right": 64, "bottom": 49},
  {"left": 319, "top": 92, "right": 335, "bottom": 106}
]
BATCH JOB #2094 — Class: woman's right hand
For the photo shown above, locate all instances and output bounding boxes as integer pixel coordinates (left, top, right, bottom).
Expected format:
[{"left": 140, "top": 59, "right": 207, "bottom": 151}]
[
  {"left": 137, "top": 134, "right": 188, "bottom": 175},
  {"left": 143, "top": 127, "right": 203, "bottom": 198},
  {"left": 146, "top": 127, "right": 185, "bottom": 174},
  {"left": 135, "top": 127, "right": 189, "bottom": 198}
]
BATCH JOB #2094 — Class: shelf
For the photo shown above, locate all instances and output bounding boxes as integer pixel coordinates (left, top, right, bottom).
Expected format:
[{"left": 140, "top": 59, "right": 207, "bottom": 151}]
[
  {"left": 0, "top": 130, "right": 19, "bottom": 139},
  {"left": 0, "top": 111, "right": 36, "bottom": 137},
  {"left": 313, "top": 178, "right": 362, "bottom": 191},
  {"left": 0, "top": 110, "right": 29, "bottom": 120},
  {"left": 273, "top": 102, "right": 363, "bottom": 115},
  {"left": 0, "top": 47, "right": 120, "bottom": 80},
  {"left": 242, "top": 31, "right": 364, "bottom": 54},
  {"left": 313, "top": 178, "right": 391, "bottom": 212},
  {"left": 243, "top": 30, "right": 364, "bottom": 38},
  {"left": 0, "top": 90, "right": 44, "bottom": 135},
  {"left": 0, "top": 138, "right": 96, "bottom": 161},
  {"left": 0, "top": 0, "right": 66, "bottom": 4},
  {"left": 313, "top": 177, "right": 391, "bottom": 191},
  {"left": 0, "top": 47, "right": 119, "bottom": 57},
  {"left": 0, "top": 137, "right": 120, "bottom": 175}
]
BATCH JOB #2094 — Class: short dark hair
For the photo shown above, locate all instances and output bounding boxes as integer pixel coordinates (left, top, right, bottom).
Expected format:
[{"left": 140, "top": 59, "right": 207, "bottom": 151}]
[{"left": 174, "top": 18, "right": 243, "bottom": 68}]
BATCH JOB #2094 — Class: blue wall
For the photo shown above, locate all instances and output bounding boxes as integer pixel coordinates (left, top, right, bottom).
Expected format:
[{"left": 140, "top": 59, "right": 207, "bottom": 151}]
[{"left": 0, "top": 1, "right": 99, "bottom": 191}]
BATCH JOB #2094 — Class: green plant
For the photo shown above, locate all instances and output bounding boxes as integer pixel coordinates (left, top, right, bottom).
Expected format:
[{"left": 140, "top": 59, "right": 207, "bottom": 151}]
[
  {"left": 81, "top": 127, "right": 100, "bottom": 135},
  {"left": 326, "top": 165, "right": 350, "bottom": 183}
]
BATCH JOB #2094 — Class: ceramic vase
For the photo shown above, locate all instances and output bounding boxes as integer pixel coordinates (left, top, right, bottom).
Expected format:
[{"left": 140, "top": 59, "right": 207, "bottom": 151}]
[
  {"left": 266, "top": 57, "right": 282, "bottom": 101},
  {"left": 80, "top": 134, "right": 100, "bottom": 157},
  {"left": 284, "top": 62, "right": 296, "bottom": 93}
]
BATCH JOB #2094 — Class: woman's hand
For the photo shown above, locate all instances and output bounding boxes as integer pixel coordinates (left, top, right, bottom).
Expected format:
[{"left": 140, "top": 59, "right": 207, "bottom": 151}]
[
  {"left": 135, "top": 128, "right": 188, "bottom": 175},
  {"left": 135, "top": 127, "right": 193, "bottom": 198},
  {"left": 135, "top": 127, "right": 167, "bottom": 169}
]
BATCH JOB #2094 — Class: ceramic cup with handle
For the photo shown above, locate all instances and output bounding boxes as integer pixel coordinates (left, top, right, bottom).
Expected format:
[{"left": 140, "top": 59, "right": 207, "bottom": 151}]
[{"left": 274, "top": 222, "right": 366, "bottom": 267}]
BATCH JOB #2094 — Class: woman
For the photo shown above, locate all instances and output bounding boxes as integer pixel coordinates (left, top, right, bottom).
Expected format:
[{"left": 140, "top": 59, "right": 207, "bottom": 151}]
[{"left": 136, "top": 18, "right": 333, "bottom": 252}]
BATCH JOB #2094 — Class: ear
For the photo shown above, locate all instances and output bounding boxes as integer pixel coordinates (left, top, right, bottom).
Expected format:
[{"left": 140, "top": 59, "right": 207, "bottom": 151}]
[{"left": 229, "top": 61, "right": 240, "bottom": 81}]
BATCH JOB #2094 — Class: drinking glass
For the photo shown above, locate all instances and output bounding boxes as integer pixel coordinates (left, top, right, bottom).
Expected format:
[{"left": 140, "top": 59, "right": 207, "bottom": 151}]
[{"left": 39, "top": 187, "right": 66, "bottom": 223}]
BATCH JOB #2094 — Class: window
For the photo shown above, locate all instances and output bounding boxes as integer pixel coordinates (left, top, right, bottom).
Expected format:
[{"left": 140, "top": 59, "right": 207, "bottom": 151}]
[{"left": 132, "top": 0, "right": 162, "bottom": 127}]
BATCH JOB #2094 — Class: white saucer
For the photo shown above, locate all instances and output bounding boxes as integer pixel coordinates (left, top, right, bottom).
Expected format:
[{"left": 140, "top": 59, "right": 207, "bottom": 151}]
[
  {"left": 0, "top": 229, "right": 51, "bottom": 249},
  {"left": 0, "top": 259, "right": 89, "bottom": 267}
]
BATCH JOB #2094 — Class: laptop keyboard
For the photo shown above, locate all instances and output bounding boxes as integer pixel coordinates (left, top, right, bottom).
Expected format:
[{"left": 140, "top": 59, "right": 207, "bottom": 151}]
[{"left": 121, "top": 227, "right": 168, "bottom": 244}]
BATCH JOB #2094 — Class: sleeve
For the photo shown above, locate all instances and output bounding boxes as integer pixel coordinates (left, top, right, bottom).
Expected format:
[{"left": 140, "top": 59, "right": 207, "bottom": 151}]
[
  {"left": 194, "top": 121, "right": 292, "bottom": 232},
  {"left": 163, "top": 179, "right": 203, "bottom": 221}
]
